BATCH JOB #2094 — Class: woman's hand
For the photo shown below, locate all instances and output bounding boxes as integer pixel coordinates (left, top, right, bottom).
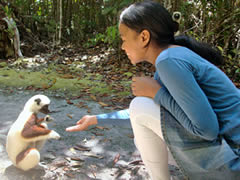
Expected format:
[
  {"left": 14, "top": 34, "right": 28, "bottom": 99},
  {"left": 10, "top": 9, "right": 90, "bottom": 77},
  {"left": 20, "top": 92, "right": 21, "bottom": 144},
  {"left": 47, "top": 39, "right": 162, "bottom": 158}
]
[
  {"left": 65, "top": 115, "right": 98, "bottom": 132},
  {"left": 131, "top": 76, "right": 161, "bottom": 98}
]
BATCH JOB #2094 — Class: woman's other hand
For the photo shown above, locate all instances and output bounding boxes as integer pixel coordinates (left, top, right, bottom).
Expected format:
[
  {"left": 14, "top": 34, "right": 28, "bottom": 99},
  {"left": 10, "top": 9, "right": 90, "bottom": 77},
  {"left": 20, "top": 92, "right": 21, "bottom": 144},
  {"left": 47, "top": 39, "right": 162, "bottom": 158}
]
[
  {"left": 65, "top": 115, "right": 98, "bottom": 132},
  {"left": 131, "top": 76, "right": 161, "bottom": 98}
]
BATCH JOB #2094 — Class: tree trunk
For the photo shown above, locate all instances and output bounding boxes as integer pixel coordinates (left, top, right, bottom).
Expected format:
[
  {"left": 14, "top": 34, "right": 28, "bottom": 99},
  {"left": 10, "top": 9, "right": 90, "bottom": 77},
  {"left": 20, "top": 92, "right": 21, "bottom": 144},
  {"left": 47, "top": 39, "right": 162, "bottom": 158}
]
[{"left": 58, "top": 0, "right": 63, "bottom": 45}]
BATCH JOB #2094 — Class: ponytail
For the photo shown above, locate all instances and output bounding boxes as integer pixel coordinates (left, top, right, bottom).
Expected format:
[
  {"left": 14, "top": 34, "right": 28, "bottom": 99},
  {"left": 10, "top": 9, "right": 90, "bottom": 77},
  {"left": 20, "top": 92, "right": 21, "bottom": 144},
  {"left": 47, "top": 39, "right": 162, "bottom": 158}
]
[
  {"left": 174, "top": 35, "right": 224, "bottom": 65},
  {"left": 119, "top": 1, "right": 224, "bottom": 66}
]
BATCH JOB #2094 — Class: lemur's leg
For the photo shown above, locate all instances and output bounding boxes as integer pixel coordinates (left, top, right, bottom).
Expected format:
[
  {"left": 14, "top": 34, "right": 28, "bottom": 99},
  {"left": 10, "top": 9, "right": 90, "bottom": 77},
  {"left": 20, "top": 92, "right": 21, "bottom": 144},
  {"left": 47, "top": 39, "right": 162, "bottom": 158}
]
[{"left": 16, "top": 148, "right": 40, "bottom": 171}]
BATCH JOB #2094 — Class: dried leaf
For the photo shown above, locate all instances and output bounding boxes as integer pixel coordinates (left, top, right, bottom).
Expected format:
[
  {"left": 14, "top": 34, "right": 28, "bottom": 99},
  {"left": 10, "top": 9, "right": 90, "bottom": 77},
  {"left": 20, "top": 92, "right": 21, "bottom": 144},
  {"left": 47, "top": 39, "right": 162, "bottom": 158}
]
[
  {"left": 52, "top": 160, "right": 67, "bottom": 168},
  {"left": 112, "top": 153, "right": 120, "bottom": 167},
  {"left": 98, "top": 101, "right": 109, "bottom": 107},
  {"left": 74, "top": 144, "right": 90, "bottom": 151},
  {"left": 67, "top": 114, "right": 73, "bottom": 119},
  {"left": 42, "top": 84, "right": 49, "bottom": 89},
  {"left": 25, "top": 85, "right": 34, "bottom": 90},
  {"left": 95, "top": 126, "right": 109, "bottom": 130},
  {"left": 71, "top": 161, "right": 82, "bottom": 168},
  {"left": 61, "top": 74, "right": 75, "bottom": 79},
  {"left": 19, "top": 75, "right": 24, "bottom": 79},
  {"left": 91, "top": 132, "right": 104, "bottom": 136},
  {"left": 63, "top": 167, "right": 71, "bottom": 171},
  {"left": 95, "top": 126, "right": 105, "bottom": 130},
  {"left": 66, "top": 99, "right": 74, "bottom": 105},
  {"left": 65, "top": 173, "right": 75, "bottom": 178},
  {"left": 128, "top": 160, "right": 143, "bottom": 166},
  {"left": 102, "top": 138, "right": 111, "bottom": 143},
  {"left": 126, "top": 133, "right": 134, "bottom": 138},
  {"left": 91, "top": 170, "right": 97, "bottom": 178},
  {"left": 70, "top": 157, "right": 84, "bottom": 162},
  {"left": 90, "top": 95, "right": 97, "bottom": 101},
  {"left": 83, "top": 152, "right": 104, "bottom": 159}
]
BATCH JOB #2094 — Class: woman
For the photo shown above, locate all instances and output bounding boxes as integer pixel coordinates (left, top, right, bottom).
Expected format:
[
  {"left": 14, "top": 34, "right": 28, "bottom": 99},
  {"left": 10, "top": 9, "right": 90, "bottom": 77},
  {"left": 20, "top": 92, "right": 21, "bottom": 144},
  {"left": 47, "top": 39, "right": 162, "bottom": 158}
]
[{"left": 66, "top": 1, "right": 240, "bottom": 179}]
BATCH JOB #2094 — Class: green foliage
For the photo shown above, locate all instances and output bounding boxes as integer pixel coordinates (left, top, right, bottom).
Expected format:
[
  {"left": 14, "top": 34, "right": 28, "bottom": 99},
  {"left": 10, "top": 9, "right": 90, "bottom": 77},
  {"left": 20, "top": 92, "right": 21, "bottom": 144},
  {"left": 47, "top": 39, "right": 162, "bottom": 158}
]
[
  {"left": 7, "top": 0, "right": 240, "bottom": 81},
  {"left": 84, "top": 25, "right": 120, "bottom": 48},
  {"left": 105, "top": 25, "right": 119, "bottom": 46},
  {"left": 2, "top": 5, "right": 12, "bottom": 18}
]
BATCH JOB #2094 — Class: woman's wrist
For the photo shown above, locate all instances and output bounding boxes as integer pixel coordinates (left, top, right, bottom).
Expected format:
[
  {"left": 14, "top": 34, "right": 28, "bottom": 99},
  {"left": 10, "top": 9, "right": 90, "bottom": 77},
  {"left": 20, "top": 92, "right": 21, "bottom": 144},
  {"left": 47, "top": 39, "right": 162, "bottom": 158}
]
[{"left": 91, "top": 115, "right": 98, "bottom": 125}]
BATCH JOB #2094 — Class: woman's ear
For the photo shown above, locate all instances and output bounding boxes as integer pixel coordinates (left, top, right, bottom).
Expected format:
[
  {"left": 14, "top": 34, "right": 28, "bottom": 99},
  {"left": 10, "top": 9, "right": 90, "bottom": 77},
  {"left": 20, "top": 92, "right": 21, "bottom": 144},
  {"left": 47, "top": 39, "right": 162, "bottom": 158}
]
[{"left": 140, "top": 30, "right": 151, "bottom": 47}]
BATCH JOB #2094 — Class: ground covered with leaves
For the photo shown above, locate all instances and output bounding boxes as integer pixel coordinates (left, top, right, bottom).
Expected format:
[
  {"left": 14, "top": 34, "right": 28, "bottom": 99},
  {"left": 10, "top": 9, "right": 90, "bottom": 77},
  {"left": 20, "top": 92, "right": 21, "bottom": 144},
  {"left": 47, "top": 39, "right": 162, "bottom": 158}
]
[{"left": 0, "top": 44, "right": 156, "bottom": 110}]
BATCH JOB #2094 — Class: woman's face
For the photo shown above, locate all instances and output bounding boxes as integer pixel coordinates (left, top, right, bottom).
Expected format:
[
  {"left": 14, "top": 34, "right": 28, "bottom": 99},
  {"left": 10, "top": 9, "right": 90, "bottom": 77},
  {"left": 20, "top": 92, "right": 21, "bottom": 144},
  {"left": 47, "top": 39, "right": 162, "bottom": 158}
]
[{"left": 119, "top": 23, "right": 148, "bottom": 65}]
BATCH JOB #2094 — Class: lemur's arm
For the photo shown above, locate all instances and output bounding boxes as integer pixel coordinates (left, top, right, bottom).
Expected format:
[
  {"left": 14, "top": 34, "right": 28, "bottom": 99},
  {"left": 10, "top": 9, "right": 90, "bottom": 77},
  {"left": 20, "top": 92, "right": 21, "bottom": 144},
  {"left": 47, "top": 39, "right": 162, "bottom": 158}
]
[
  {"left": 36, "top": 117, "right": 45, "bottom": 124},
  {"left": 21, "top": 114, "right": 53, "bottom": 142}
]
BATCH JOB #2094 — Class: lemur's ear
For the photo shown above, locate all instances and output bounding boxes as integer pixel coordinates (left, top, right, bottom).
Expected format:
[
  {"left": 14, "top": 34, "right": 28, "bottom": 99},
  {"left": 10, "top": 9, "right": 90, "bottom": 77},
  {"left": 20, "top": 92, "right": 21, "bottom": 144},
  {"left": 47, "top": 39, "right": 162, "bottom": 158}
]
[{"left": 34, "top": 98, "right": 41, "bottom": 105}]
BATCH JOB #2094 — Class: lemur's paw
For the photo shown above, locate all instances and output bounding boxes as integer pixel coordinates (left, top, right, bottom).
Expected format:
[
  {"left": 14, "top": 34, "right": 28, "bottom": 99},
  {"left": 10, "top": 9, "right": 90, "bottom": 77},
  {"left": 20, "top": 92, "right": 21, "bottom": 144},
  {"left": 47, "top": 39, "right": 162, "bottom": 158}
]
[
  {"left": 44, "top": 115, "right": 54, "bottom": 123},
  {"left": 50, "top": 131, "right": 61, "bottom": 140}
]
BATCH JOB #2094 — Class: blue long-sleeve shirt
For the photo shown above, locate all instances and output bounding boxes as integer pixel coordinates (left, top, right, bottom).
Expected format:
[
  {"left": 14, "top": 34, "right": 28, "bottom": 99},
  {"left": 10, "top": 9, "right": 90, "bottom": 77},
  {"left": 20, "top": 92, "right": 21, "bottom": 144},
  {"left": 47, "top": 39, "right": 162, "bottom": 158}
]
[{"left": 97, "top": 47, "right": 240, "bottom": 144}]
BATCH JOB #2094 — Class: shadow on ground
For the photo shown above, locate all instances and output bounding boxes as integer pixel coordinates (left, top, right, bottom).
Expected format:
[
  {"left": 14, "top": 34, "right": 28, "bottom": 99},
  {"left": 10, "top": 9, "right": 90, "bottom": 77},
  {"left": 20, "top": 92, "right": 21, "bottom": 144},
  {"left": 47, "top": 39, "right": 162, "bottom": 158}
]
[{"left": 0, "top": 89, "right": 183, "bottom": 180}]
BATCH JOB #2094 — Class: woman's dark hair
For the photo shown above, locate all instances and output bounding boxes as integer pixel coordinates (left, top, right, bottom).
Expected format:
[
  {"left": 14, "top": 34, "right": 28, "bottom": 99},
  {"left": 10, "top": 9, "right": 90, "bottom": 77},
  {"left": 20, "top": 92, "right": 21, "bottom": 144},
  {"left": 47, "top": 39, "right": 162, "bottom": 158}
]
[{"left": 119, "top": 1, "right": 224, "bottom": 65}]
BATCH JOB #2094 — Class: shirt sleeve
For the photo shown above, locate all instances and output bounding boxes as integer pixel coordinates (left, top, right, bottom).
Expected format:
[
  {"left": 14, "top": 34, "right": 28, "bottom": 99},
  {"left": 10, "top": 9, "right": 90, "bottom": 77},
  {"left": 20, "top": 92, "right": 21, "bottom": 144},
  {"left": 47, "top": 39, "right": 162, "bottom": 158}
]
[
  {"left": 155, "top": 59, "right": 219, "bottom": 140},
  {"left": 96, "top": 109, "right": 130, "bottom": 121}
]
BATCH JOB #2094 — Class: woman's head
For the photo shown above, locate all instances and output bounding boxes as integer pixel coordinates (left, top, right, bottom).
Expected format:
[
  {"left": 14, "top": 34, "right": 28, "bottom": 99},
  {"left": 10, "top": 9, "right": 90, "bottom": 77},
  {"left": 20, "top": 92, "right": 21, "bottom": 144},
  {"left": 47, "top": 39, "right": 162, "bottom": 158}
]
[
  {"left": 119, "top": 1, "right": 224, "bottom": 65},
  {"left": 119, "top": 1, "right": 177, "bottom": 47}
]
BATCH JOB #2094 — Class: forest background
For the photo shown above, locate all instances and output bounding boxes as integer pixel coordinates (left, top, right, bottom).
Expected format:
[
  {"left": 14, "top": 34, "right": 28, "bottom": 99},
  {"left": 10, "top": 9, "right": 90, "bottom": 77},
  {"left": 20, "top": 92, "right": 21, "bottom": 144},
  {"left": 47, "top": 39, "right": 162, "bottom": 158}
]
[{"left": 0, "top": 0, "right": 240, "bottom": 107}]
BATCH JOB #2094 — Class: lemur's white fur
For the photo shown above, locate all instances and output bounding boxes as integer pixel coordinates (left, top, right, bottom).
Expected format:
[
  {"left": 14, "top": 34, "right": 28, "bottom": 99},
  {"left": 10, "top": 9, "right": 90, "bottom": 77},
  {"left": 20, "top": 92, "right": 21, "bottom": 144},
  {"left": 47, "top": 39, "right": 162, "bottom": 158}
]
[{"left": 6, "top": 95, "right": 60, "bottom": 171}]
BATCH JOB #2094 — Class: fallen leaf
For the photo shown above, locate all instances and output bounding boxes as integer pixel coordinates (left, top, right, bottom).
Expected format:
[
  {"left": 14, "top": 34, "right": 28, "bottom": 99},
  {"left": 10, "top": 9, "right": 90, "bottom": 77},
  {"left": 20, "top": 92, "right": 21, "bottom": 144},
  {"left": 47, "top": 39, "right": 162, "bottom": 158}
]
[
  {"left": 65, "top": 173, "right": 75, "bottom": 178},
  {"left": 70, "top": 161, "right": 82, "bottom": 168},
  {"left": 19, "top": 75, "right": 24, "bottom": 79},
  {"left": 95, "top": 126, "right": 110, "bottom": 130},
  {"left": 60, "top": 74, "right": 75, "bottom": 79},
  {"left": 83, "top": 152, "right": 104, "bottom": 159},
  {"left": 52, "top": 160, "right": 67, "bottom": 168},
  {"left": 102, "top": 138, "right": 111, "bottom": 143},
  {"left": 63, "top": 167, "right": 71, "bottom": 171},
  {"left": 112, "top": 153, "right": 120, "bottom": 167},
  {"left": 67, "top": 114, "right": 73, "bottom": 119},
  {"left": 95, "top": 126, "right": 105, "bottom": 130},
  {"left": 70, "top": 157, "right": 84, "bottom": 162},
  {"left": 98, "top": 101, "right": 109, "bottom": 107},
  {"left": 90, "top": 95, "right": 97, "bottom": 101},
  {"left": 74, "top": 144, "right": 91, "bottom": 151},
  {"left": 128, "top": 160, "right": 143, "bottom": 166},
  {"left": 66, "top": 99, "right": 74, "bottom": 104},
  {"left": 25, "top": 85, "right": 34, "bottom": 90},
  {"left": 126, "top": 133, "right": 134, "bottom": 138},
  {"left": 91, "top": 132, "right": 104, "bottom": 136}
]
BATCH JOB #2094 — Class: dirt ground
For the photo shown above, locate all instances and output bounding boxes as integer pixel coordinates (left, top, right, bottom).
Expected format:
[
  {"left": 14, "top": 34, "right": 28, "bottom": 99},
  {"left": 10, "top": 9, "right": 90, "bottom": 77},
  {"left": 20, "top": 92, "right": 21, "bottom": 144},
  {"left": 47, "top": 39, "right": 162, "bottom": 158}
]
[{"left": 0, "top": 89, "right": 184, "bottom": 180}]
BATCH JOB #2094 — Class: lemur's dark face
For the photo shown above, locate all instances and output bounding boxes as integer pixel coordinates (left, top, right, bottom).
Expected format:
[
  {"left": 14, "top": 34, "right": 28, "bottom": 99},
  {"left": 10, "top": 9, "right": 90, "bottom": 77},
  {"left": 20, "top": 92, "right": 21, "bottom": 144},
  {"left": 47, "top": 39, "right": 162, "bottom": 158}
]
[
  {"left": 172, "top": 12, "right": 181, "bottom": 22},
  {"left": 39, "top": 105, "right": 50, "bottom": 114},
  {"left": 174, "top": 13, "right": 180, "bottom": 20}
]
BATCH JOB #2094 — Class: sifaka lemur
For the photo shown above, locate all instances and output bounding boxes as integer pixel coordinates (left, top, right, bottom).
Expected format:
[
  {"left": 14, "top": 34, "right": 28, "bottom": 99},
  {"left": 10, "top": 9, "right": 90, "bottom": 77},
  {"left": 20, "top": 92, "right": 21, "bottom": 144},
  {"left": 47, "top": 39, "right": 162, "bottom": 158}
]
[{"left": 6, "top": 94, "right": 60, "bottom": 171}]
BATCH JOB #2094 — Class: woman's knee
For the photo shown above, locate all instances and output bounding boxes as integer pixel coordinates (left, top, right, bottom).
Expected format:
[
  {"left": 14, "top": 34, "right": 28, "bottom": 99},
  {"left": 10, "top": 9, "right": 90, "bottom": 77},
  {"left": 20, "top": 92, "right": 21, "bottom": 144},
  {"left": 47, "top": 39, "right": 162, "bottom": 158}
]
[
  {"left": 129, "top": 97, "right": 155, "bottom": 121},
  {"left": 129, "top": 96, "right": 161, "bottom": 125},
  {"left": 130, "top": 97, "right": 148, "bottom": 117}
]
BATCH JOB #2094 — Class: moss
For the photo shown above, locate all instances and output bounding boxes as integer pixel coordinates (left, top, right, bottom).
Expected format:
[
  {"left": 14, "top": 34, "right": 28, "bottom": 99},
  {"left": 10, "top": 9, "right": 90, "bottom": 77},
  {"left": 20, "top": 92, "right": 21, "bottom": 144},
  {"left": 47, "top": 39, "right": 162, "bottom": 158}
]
[
  {"left": 0, "top": 67, "right": 131, "bottom": 98},
  {"left": 0, "top": 62, "right": 8, "bottom": 68}
]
